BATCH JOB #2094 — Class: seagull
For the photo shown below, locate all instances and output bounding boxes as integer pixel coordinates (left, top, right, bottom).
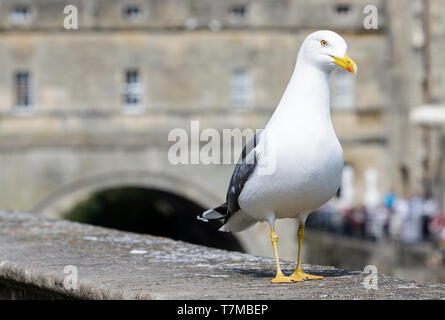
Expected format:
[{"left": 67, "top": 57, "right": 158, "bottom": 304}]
[{"left": 199, "top": 30, "right": 357, "bottom": 283}]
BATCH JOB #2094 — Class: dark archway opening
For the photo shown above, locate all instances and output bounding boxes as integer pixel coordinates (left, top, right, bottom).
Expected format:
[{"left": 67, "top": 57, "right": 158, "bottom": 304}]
[{"left": 64, "top": 187, "right": 244, "bottom": 252}]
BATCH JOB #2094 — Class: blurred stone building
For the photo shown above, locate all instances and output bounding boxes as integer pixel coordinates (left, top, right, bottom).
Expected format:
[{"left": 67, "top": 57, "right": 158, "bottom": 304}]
[{"left": 0, "top": 0, "right": 442, "bottom": 257}]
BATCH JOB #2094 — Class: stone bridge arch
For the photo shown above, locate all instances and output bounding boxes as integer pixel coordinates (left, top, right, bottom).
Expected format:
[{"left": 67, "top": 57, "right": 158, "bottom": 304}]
[
  {"left": 32, "top": 169, "right": 221, "bottom": 220},
  {"left": 30, "top": 169, "right": 292, "bottom": 259}
]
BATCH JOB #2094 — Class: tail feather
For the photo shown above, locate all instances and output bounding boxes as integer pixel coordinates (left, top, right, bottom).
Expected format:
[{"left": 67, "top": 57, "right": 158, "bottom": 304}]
[
  {"left": 218, "top": 211, "right": 257, "bottom": 232},
  {"left": 198, "top": 203, "right": 257, "bottom": 233},
  {"left": 198, "top": 203, "right": 227, "bottom": 222}
]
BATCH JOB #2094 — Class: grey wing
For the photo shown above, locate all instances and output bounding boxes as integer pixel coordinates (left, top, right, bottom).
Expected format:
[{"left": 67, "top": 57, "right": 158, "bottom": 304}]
[{"left": 226, "top": 131, "right": 262, "bottom": 217}]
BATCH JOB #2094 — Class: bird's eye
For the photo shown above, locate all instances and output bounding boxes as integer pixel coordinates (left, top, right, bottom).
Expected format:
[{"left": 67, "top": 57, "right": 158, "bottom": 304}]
[{"left": 320, "top": 40, "right": 328, "bottom": 47}]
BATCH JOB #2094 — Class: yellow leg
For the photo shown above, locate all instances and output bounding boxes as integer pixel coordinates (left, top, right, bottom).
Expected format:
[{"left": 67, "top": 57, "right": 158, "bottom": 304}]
[
  {"left": 289, "top": 223, "right": 323, "bottom": 282},
  {"left": 270, "top": 226, "right": 296, "bottom": 284}
]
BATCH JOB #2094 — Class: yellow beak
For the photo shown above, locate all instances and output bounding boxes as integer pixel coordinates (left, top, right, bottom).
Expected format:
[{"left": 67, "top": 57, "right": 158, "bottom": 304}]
[{"left": 330, "top": 54, "right": 357, "bottom": 74}]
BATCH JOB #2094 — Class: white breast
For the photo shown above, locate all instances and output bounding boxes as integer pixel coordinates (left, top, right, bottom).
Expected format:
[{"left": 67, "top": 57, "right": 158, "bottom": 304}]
[{"left": 238, "top": 122, "right": 343, "bottom": 221}]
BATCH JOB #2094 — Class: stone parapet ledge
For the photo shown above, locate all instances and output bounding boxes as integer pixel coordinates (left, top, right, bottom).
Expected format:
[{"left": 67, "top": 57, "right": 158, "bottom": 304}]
[{"left": 0, "top": 211, "right": 444, "bottom": 300}]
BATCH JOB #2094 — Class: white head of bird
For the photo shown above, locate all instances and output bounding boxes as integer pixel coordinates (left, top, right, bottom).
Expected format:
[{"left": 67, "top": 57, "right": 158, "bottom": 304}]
[{"left": 297, "top": 30, "right": 357, "bottom": 75}]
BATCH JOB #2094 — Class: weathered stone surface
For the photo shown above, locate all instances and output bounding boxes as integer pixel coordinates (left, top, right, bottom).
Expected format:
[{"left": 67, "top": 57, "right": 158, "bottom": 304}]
[{"left": 0, "top": 211, "right": 444, "bottom": 300}]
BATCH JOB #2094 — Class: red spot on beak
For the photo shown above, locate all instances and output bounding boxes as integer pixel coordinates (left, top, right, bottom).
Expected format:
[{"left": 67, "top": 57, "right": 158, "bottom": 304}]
[{"left": 347, "top": 66, "right": 353, "bottom": 72}]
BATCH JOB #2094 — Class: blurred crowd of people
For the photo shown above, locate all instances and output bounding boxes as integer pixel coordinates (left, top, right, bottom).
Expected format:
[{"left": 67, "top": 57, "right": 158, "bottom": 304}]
[{"left": 308, "top": 193, "right": 445, "bottom": 252}]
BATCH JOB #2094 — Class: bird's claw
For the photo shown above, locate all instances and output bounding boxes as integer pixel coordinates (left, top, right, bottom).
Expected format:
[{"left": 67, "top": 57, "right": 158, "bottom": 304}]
[
  {"left": 289, "top": 269, "right": 323, "bottom": 282},
  {"left": 270, "top": 273, "right": 299, "bottom": 284}
]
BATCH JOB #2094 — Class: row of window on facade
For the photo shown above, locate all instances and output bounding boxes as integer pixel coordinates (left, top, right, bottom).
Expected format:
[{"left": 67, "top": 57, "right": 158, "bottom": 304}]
[
  {"left": 7, "top": 3, "right": 249, "bottom": 26},
  {"left": 12, "top": 69, "right": 354, "bottom": 111},
  {"left": 8, "top": 3, "right": 353, "bottom": 27}
]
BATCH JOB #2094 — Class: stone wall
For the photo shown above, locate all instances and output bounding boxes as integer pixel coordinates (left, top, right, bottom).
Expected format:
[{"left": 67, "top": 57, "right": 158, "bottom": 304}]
[{"left": 1, "top": 210, "right": 443, "bottom": 300}]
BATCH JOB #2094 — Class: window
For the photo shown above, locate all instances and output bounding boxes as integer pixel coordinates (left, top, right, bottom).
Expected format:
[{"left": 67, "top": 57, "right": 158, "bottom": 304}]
[
  {"left": 9, "top": 6, "right": 33, "bottom": 25},
  {"left": 332, "top": 69, "right": 355, "bottom": 110},
  {"left": 123, "top": 5, "right": 142, "bottom": 19},
  {"left": 228, "top": 4, "right": 247, "bottom": 25},
  {"left": 335, "top": 4, "right": 351, "bottom": 14},
  {"left": 363, "top": 167, "right": 380, "bottom": 208},
  {"left": 337, "top": 165, "right": 354, "bottom": 208},
  {"left": 15, "top": 71, "right": 32, "bottom": 108},
  {"left": 122, "top": 69, "right": 143, "bottom": 110},
  {"left": 229, "top": 5, "right": 246, "bottom": 17},
  {"left": 231, "top": 69, "right": 252, "bottom": 108}
]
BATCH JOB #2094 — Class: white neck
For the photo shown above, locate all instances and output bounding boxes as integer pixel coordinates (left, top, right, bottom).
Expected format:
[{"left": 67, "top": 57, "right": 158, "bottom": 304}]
[{"left": 267, "top": 59, "right": 332, "bottom": 128}]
